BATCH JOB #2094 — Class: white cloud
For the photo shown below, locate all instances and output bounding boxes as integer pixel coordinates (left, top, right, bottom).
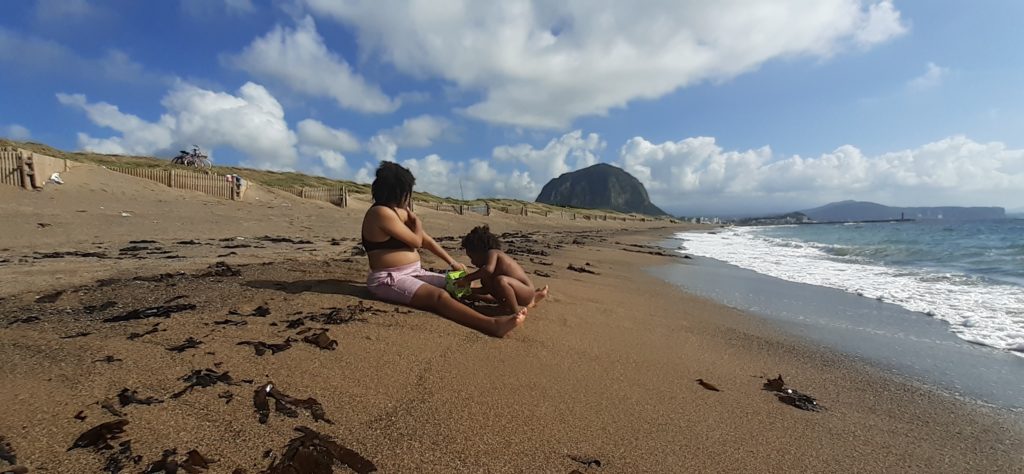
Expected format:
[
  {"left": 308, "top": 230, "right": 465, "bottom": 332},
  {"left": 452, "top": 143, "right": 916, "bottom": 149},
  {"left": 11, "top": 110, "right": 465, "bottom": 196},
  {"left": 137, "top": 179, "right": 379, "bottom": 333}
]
[
  {"left": 57, "top": 82, "right": 299, "bottom": 169},
  {"left": 367, "top": 135, "right": 399, "bottom": 162},
  {"left": 297, "top": 119, "right": 360, "bottom": 152},
  {"left": 34, "top": 0, "right": 103, "bottom": 23},
  {"left": 617, "top": 135, "right": 1024, "bottom": 215},
  {"left": 853, "top": 0, "right": 907, "bottom": 47},
  {"left": 492, "top": 130, "right": 605, "bottom": 197},
  {"left": 908, "top": 62, "right": 949, "bottom": 90},
  {"left": 0, "top": 28, "right": 169, "bottom": 85},
  {"left": 304, "top": 0, "right": 908, "bottom": 128},
  {"left": 367, "top": 114, "right": 450, "bottom": 160},
  {"left": 181, "top": 0, "right": 256, "bottom": 17},
  {"left": 3, "top": 124, "right": 31, "bottom": 140},
  {"left": 227, "top": 16, "right": 398, "bottom": 113}
]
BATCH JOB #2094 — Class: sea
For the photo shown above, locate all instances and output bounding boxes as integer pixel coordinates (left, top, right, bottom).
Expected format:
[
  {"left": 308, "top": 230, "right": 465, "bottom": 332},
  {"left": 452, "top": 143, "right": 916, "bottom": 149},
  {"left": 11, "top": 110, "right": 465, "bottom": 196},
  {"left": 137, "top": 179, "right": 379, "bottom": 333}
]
[{"left": 655, "top": 219, "right": 1024, "bottom": 408}]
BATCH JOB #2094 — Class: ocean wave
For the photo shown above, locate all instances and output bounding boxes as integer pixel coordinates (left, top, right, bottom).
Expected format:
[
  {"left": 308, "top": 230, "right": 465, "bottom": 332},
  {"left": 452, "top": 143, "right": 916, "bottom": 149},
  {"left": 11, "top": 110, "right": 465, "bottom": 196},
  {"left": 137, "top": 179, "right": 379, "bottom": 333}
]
[{"left": 676, "top": 228, "right": 1024, "bottom": 356}]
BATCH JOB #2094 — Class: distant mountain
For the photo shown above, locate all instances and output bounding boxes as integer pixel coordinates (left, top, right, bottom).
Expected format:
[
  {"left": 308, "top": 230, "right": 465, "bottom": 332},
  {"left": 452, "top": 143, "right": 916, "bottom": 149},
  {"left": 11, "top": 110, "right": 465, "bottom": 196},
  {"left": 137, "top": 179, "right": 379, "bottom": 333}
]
[
  {"left": 802, "top": 200, "right": 1006, "bottom": 221},
  {"left": 535, "top": 163, "right": 667, "bottom": 216}
]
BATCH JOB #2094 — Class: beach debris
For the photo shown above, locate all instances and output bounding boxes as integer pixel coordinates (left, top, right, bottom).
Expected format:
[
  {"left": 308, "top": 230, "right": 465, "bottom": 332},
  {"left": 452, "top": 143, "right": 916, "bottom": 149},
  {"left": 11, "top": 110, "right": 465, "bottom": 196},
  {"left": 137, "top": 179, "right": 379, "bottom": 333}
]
[
  {"left": 119, "top": 245, "right": 151, "bottom": 253},
  {"left": 762, "top": 375, "right": 785, "bottom": 392},
  {"left": 257, "top": 236, "right": 313, "bottom": 245},
  {"left": 202, "top": 261, "right": 241, "bottom": 277},
  {"left": 60, "top": 331, "right": 93, "bottom": 339},
  {"left": 696, "top": 379, "right": 721, "bottom": 392},
  {"left": 68, "top": 420, "right": 129, "bottom": 452},
  {"left": 34, "top": 250, "right": 108, "bottom": 259},
  {"left": 117, "top": 388, "right": 162, "bottom": 407},
  {"left": 533, "top": 270, "right": 552, "bottom": 278},
  {"left": 302, "top": 330, "right": 338, "bottom": 350},
  {"left": 8, "top": 316, "right": 40, "bottom": 325},
  {"left": 229, "top": 305, "right": 271, "bottom": 318},
  {"left": 306, "top": 302, "right": 380, "bottom": 325},
  {"left": 222, "top": 243, "right": 252, "bottom": 249},
  {"left": 284, "top": 318, "right": 305, "bottom": 329},
  {"left": 237, "top": 339, "right": 294, "bottom": 356},
  {"left": 103, "top": 304, "right": 196, "bottom": 323},
  {"left": 170, "top": 369, "right": 238, "bottom": 399},
  {"left": 762, "top": 375, "right": 823, "bottom": 412},
  {"left": 132, "top": 272, "right": 185, "bottom": 283},
  {"left": 218, "top": 391, "right": 235, "bottom": 404},
  {"left": 101, "top": 400, "right": 126, "bottom": 417},
  {"left": 262, "top": 426, "right": 375, "bottom": 474},
  {"left": 253, "top": 384, "right": 333, "bottom": 425},
  {"left": 217, "top": 251, "right": 239, "bottom": 257},
  {"left": 127, "top": 324, "right": 162, "bottom": 340},
  {"left": 569, "top": 455, "right": 602, "bottom": 469},
  {"left": 166, "top": 337, "right": 204, "bottom": 353},
  {"left": 37, "top": 222, "right": 52, "bottom": 228},
  {"left": 35, "top": 290, "right": 64, "bottom": 304},
  {"left": 1, "top": 436, "right": 17, "bottom": 465},
  {"left": 142, "top": 448, "right": 216, "bottom": 473},
  {"left": 175, "top": 240, "right": 203, "bottom": 245},
  {"left": 129, "top": 240, "right": 159, "bottom": 244},
  {"left": 213, "top": 319, "right": 247, "bottom": 326},
  {"left": 530, "top": 258, "right": 553, "bottom": 266},
  {"left": 74, "top": 410, "right": 87, "bottom": 421},
  {"left": 567, "top": 264, "right": 599, "bottom": 275},
  {"left": 93, "top": 355, "right": 123, "bottom": 364},
  {"left": 103, "top": 440, "right": 141, "bottom": 473},
  {"left": 84, "top": 300, "right": 118, "bottom": 314}
]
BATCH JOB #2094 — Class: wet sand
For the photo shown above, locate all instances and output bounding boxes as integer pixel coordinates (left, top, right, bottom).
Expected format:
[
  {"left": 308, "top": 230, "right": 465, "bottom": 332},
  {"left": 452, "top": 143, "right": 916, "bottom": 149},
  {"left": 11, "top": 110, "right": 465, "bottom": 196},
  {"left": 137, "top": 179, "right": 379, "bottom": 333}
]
[{"left": 1, "top": 164, "right": 1023, "bottom": 472}]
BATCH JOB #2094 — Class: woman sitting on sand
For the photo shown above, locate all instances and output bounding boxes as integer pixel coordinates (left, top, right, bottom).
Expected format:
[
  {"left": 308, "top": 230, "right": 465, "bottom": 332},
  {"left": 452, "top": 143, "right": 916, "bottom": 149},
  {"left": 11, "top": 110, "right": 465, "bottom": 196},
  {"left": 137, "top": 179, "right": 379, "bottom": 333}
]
[{"left": 361, "top": 162, "right": 526, "bottom": 337}]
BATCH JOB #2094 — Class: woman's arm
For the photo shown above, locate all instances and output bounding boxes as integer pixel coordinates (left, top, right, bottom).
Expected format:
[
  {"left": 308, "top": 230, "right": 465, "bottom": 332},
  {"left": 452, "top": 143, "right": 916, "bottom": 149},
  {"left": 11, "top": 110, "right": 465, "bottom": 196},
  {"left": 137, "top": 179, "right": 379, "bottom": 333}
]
[
  {"left": 421, "top": 231, "right": 465, "bottom": 271},
  {"left": 374, "top": 207, "right": 423, "bottom": 248}
]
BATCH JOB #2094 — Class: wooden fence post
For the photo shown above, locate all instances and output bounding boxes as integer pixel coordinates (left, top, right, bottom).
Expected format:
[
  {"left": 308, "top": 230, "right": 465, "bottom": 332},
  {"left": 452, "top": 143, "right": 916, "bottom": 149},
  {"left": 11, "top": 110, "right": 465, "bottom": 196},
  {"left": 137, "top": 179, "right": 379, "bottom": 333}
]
[
  {"left": 17, "top": 152, "right": 31, "bottom": 190},
  {"left": 168, "top": 170, "right": 175, "bottom": 188},
  {"left": 342, "top": 186, "right": 348, "bottom": 208}
]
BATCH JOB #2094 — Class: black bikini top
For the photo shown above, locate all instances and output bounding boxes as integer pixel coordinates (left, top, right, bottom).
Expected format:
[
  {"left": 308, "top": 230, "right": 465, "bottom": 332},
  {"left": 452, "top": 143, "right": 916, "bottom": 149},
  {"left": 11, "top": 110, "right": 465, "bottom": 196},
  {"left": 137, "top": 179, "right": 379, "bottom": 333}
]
[{"left": 362, "top": 204, "right": 413, "bottom": 252}]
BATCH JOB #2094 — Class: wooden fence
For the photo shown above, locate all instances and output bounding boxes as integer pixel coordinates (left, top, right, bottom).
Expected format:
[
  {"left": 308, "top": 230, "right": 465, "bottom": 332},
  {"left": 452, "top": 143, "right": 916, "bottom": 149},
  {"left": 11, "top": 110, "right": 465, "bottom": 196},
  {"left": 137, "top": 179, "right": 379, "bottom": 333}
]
[
  {"left": 108, "top": 167, "right": 236, "bottom": 200},
  {"left": 288, "top": 186, "right": 348, "bottom": 207},
  {"left": 0, "top": 148, "right": 23, "bottom": 188}
]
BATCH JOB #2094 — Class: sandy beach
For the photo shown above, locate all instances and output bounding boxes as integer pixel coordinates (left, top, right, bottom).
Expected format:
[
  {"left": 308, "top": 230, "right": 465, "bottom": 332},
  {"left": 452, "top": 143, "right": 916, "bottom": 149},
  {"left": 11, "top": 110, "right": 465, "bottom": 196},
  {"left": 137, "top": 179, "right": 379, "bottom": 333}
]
[{"left": 2, "top": 164, "right": 1023, "bottom": 473}]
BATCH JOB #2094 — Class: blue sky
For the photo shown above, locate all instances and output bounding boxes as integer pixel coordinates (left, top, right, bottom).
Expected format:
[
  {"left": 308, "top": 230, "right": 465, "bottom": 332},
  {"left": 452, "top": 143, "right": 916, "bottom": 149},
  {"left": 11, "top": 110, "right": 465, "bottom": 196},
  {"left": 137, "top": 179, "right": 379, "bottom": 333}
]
[{"left": 2, "top": 0, "right": 1023, "bottom": 215}]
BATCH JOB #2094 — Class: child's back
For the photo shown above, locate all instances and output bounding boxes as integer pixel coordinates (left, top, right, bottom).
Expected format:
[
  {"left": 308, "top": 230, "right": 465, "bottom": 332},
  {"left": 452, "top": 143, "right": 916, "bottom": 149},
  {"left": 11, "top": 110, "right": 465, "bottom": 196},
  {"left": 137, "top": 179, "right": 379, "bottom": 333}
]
[{"left": 460, "top": 226, "right": 548, "bottom": 314}]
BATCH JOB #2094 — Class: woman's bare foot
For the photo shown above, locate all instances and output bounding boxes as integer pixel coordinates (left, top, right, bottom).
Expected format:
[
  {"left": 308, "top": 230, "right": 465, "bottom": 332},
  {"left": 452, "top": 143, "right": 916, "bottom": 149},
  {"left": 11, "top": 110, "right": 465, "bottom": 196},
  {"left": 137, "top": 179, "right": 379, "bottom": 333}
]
[
  {"left": 528, "top": 285, "right": 549, "bottom": 308},
  {"left": 491, "top": 307, "right": 527, "bottom": 337}
]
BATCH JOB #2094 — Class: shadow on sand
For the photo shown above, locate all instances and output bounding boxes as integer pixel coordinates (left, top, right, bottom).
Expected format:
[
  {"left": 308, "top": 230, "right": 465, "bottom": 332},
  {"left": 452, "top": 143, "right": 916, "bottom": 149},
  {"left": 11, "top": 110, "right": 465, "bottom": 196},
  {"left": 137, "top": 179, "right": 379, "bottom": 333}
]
[{"left": 245, "top": 279, "right": 371, "bottom": 299}]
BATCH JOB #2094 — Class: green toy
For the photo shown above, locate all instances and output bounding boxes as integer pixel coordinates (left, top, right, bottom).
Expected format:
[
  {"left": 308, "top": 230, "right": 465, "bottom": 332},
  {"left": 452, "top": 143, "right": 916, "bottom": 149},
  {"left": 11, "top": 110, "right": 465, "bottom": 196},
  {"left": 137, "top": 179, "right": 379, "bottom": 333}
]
[{"left": 445, "top": 270, "right": 471, "bottom": 298}]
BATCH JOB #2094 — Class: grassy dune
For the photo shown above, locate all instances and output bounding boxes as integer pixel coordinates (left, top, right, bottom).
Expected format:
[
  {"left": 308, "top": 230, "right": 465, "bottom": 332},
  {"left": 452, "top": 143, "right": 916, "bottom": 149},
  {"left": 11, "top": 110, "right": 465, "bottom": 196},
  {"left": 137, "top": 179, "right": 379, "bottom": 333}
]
[{"left": 1, "top": 139, "right": 672, "bottom": 219}]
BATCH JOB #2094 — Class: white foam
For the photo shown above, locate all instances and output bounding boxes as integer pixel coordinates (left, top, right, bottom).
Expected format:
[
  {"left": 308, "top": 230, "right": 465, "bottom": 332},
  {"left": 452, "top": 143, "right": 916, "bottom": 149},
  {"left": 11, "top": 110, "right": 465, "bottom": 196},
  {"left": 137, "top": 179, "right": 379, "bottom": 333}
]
[{"left": 676, "top": 228, "right": 1024, "bottom": 356}]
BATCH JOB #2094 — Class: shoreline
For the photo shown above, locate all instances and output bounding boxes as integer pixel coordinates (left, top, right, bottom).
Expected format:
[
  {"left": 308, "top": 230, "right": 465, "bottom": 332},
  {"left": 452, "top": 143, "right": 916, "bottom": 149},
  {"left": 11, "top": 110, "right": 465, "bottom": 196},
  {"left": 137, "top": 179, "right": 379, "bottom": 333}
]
[
  {"left": 659, "top": 227, "right": 1024, "bottom": 410},
  {"left": 2, "top": 179, "right": 1023, "bottom": 471}
]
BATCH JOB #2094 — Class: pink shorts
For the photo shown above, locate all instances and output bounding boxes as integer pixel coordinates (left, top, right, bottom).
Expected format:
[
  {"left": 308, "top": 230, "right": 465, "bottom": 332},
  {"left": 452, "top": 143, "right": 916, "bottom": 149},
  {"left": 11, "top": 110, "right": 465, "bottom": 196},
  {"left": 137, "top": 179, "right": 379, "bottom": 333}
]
[{"left": 366, "top": 261, "right": 446, "bottom": 305}]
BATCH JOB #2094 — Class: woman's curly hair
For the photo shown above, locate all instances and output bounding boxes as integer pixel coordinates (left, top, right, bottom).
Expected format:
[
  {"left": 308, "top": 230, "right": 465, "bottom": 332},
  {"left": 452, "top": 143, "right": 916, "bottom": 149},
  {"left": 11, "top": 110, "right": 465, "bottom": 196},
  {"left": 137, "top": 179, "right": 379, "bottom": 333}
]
[
  {"left": 371, "top": 161, "right": 416, "bottom": 206},
  {"left": 461, "top": 225, "right": 502, "bottom": 253}
]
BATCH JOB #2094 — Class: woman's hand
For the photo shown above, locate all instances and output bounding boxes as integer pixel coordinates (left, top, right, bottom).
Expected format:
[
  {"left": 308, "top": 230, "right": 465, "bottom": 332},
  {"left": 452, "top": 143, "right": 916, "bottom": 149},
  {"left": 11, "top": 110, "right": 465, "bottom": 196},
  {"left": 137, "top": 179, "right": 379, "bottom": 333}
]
[{"left": 449, "top": 261, "right": 466, "bottom": 272}]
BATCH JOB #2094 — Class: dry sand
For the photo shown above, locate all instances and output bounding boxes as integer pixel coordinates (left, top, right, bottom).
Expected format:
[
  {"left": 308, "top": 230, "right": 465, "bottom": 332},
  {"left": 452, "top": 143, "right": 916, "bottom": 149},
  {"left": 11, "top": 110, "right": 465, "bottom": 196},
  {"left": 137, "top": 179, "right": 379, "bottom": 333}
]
[{"left": 1, "top": 163, "right": 1022, "bottom": 473}]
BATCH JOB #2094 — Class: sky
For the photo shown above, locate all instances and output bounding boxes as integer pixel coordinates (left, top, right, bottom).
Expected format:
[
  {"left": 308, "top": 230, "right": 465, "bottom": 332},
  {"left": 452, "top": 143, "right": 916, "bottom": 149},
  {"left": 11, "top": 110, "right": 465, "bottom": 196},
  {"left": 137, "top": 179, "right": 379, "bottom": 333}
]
[{"left": 2, "top": 0, "right": 1023, "bottom": 216}]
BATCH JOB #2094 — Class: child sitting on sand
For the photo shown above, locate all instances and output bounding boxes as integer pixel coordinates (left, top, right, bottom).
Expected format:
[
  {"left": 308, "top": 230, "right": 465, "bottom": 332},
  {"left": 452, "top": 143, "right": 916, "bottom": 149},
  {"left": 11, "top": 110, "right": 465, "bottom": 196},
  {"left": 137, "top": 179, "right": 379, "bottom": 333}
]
[{"left": 456, "top": 225, "right": 548, "bottom": 315}]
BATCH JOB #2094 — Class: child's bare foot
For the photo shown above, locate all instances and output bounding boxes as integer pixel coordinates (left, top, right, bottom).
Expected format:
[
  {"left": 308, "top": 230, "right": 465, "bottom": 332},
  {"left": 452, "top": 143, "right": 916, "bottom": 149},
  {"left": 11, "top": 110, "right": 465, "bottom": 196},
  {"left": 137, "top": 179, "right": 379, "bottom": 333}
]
[
  {"left": 491, "top": 308, "right": 527, "bottom": 337},
  {"left": 528, "top": 285, "right": 549, "bottom": 308}
]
